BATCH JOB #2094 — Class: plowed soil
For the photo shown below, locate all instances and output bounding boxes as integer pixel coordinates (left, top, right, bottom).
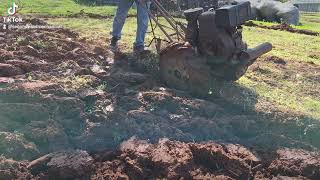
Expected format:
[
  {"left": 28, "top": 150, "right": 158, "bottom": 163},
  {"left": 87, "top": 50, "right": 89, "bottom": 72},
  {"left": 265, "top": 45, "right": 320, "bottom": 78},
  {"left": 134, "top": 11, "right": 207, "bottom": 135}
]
[
  {"left": 0, "top": 18, "right": 320, "bottom": 179},
  {"left": 245, "top": 21, "right": 320, "bottom": 36}
]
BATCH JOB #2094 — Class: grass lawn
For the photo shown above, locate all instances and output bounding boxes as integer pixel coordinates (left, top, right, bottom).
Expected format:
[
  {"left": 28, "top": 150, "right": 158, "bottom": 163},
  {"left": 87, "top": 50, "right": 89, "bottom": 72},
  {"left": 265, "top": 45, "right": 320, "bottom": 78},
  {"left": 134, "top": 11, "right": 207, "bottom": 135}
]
[
  {"left": 0, "top": 0, "right": 13, "bottom": 15},
  {"left": 240, "top": 19, "right": 320, "bottom": 118},
  {"left": 298, "top": 13, "right": 320, "bottom": 33},
  {"left": 1, "top": 0, "right": 133, "bottom": 17},
  {"left": 243, "top": 26, "right": 320, "bottom": 64}
]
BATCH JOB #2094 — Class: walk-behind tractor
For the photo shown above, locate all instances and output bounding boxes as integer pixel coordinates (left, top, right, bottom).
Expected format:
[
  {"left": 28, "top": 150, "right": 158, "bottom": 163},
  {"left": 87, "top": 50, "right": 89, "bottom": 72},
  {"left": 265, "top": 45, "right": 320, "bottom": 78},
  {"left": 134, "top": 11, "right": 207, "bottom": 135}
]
[{"left": 148, "top": 0, "right": 272, "bottom": 96}]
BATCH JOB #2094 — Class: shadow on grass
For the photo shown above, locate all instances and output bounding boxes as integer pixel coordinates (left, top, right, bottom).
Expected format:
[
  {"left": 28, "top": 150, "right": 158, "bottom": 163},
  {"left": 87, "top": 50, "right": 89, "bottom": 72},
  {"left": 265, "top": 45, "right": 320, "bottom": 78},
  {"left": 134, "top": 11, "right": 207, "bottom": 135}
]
[{"left": 85, "top": 50, "right": 320, "bottom": 153}]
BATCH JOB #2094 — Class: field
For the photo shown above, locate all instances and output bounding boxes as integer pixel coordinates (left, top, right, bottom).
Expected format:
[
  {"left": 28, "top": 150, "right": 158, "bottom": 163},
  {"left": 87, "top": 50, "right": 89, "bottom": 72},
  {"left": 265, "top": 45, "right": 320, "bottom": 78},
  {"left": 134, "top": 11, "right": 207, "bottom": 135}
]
[
  {"left": 47, "top": 16, "right": 320, "bottom": 119},
  {"left": 0, "top": 0, "right": 320, "bottom": 179}
]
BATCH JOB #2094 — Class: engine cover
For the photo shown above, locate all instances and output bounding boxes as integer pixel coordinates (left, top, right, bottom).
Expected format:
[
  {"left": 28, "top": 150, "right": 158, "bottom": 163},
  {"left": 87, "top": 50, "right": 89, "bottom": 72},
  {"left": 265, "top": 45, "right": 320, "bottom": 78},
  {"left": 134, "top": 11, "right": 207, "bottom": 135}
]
[
  {"left": 215, "top": 2, "right": 252, "bottom": 28},
  {"left": 197, "top": 9, "right": 246, "bottom": 64}
]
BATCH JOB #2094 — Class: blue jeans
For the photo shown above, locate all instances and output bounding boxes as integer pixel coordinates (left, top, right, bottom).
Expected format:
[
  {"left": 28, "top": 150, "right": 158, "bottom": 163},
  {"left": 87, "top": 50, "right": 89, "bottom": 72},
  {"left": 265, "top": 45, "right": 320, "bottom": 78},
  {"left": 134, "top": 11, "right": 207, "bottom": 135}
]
[{"left": 112, "top": 0, "right": 151, "bottom": 48}]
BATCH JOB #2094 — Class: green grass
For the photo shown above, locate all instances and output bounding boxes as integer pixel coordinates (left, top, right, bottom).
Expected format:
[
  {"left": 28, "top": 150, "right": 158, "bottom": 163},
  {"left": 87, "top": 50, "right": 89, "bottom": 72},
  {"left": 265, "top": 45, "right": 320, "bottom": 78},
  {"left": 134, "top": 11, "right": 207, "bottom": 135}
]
[
  {"left": 240, "top": 23, "right": 320, "bottom": 118},
  {"left": 1, "top": 0, "right": 134, "bottom": 17},
  {"left": 298, "top": 13, "right": 320, "bottom": 33},
  {"left": 0, "top": 0, "right": 14, "bottom": 16},
  {"left": 243, "top": 26, "right": 320, "bottom": 64},
  {"left": 238, "top": 74, "right": 320, "bottom": 119}
]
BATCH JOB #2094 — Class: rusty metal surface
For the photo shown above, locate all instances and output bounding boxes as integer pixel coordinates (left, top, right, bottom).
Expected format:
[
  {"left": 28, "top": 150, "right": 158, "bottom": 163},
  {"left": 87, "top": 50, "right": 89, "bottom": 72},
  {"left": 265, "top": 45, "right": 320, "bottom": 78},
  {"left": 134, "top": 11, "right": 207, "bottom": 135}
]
[
  {"left": 159, "top": 42, "right": 270, "bottom": 96},
  {"left": 160, "top": 43, "right": 211, "bottom": 96}
]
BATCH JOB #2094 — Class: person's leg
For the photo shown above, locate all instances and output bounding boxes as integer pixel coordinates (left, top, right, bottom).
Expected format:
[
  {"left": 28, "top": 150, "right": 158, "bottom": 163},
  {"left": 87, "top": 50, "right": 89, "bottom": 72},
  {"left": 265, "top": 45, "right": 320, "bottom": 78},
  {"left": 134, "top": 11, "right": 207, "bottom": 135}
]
[
  {"left": 134, "top": 0, "right": 151, "bottom": 49},
  {"left": 112, "top": 0, "right": 134, "bottom": 40}
]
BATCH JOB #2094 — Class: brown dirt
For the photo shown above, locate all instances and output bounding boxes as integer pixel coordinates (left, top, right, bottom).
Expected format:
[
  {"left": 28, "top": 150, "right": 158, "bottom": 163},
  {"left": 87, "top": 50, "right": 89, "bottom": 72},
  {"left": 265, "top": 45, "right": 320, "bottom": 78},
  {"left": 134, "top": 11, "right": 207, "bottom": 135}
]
[
  {"left": 4, "top": 139, "right": 319, "bottom": 179},
  {"left": 264, "top": 56, "right": 287, "bottom": 65},
  {"left": 0, "top": 157, "right": 32, "bottom": 180},
  {"left": 244, "top": 21, "right": 320, "bottom": 36},
  {"left": 67, "top": 9, "right": 114, "bottom": 19},
  {"left": 0, "top": 18, "right": 320, "bottom": 179}
]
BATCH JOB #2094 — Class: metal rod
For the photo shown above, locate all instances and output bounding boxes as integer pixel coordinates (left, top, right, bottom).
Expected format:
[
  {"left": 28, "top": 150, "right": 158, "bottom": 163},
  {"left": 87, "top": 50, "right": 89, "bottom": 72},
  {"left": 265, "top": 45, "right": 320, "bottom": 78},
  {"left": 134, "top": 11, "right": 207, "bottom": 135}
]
[
  {"left": 153, "top": 0, "right": 177, "bottom": 23},
  {"left": 240, "top": 42, "right": 272, "bottom": 62},
  {"left": 148, "top": 11, "right": 174, "bottom": 42},
  {"left": 150, "top": 0, "right": 185, "bottom": 40}
]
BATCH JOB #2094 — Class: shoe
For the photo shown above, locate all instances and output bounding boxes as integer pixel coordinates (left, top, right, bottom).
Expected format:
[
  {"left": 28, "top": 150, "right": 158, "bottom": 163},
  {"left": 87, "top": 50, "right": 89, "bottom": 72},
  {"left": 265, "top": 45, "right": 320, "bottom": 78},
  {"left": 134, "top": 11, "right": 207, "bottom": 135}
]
[
  {"left": 133, "top": 45, "right": 150, "bottom": 54},
  {"left": 110, "top": 37, "right": 119, "bottom": 52}
]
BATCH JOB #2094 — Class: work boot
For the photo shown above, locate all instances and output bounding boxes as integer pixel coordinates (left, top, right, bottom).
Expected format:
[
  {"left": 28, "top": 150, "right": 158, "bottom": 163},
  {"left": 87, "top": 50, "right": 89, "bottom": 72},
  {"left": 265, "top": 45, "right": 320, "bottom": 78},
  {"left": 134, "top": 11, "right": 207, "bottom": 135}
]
[
  {"left": 133, "top": 45, "right": 150, "bottom": 54},
  {"left": 110, "top": 37, "right": 119, "bottom": 52}
]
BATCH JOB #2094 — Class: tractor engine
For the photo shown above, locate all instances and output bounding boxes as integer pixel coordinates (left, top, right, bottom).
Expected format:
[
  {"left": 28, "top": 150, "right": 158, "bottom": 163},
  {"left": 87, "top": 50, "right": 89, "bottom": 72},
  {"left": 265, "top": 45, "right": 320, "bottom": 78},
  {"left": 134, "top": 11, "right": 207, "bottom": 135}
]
[
  {"left": 159, "top": 2, "right": 272, "bottom": 96},
  {"left": 185, "top": 1, "right": 272, "bottom": 80}
]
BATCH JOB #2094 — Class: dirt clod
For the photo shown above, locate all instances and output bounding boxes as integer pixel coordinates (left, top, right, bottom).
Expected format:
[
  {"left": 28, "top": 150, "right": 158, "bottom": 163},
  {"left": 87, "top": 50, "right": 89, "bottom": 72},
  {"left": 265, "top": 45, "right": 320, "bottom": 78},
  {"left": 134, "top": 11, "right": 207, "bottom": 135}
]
[
  {"left": 268, "top": 148, "right": 320, "bottom": 179},
  {"left": 265, "top": 56, "right": 287, "bottom": 65},
  {"left": 0, "top": 157, "right": 32, "bottom": 180},
  {"left": 28, "top": 150, "right": 94, "bottom": 179},
  {"left": 90, "top": 139, "right": 320, "bottom": 179},
  {"left": 0, "top": 63, "right": 24, "bottom": 77}
]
